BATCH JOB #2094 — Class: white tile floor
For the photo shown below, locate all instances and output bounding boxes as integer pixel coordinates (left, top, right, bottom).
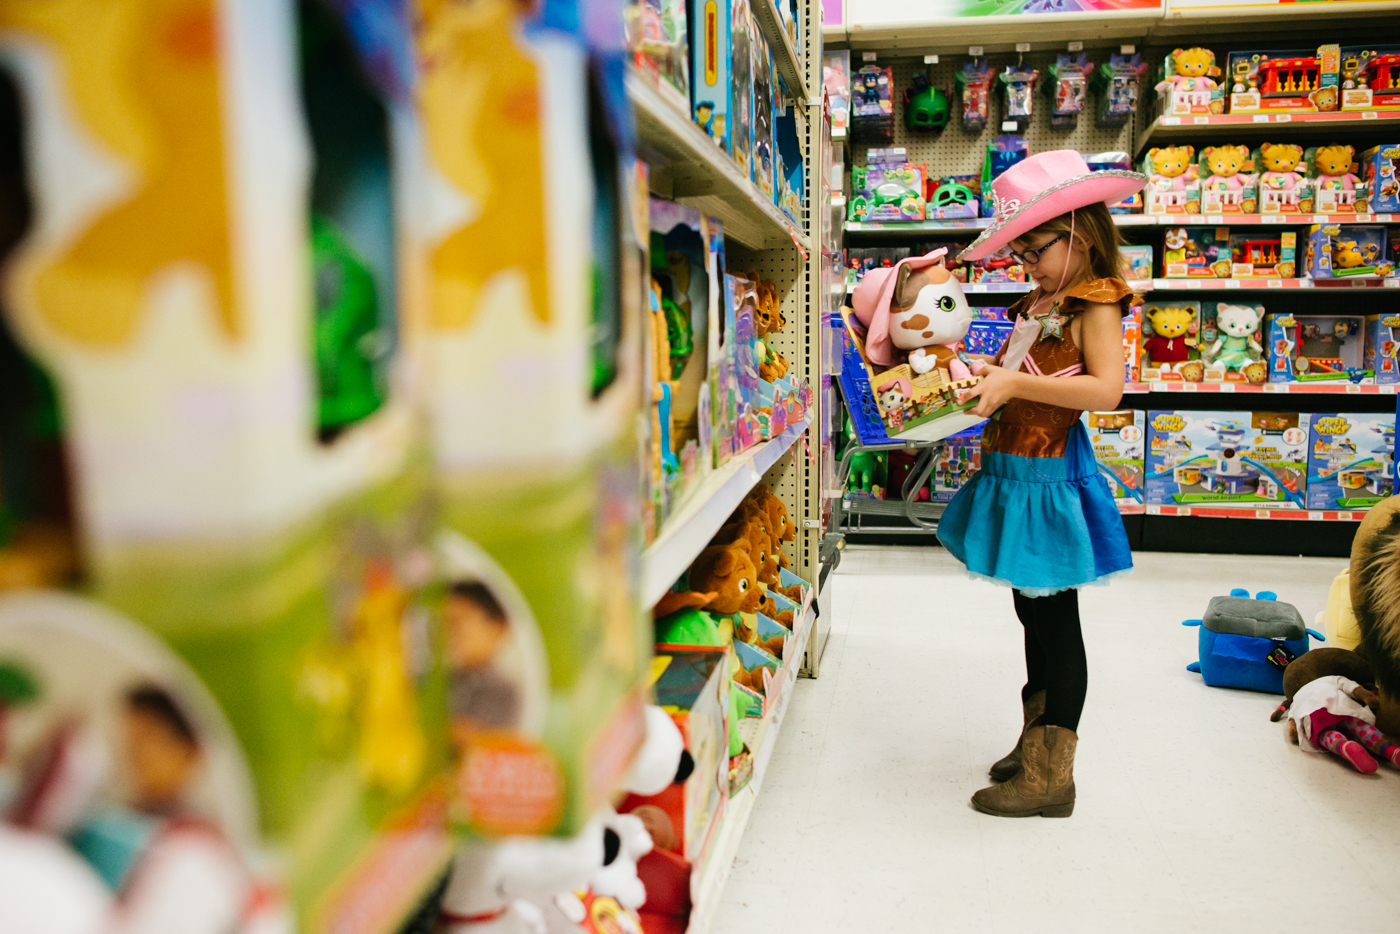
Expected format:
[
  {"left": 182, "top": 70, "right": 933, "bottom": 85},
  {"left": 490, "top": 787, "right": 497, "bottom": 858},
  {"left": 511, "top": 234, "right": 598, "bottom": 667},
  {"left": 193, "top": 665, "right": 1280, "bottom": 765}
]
[{"left": 716, "top": 546, "right": 1400, "bottom": 934}]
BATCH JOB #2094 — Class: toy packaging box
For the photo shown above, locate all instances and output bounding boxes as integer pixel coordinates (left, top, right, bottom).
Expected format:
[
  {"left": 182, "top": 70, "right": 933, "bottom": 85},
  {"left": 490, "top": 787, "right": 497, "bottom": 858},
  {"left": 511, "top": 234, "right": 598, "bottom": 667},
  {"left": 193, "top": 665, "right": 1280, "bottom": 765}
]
[
  {"left": 850, "top": 64, "right": 895, "bottom": 143},
  {"left": 824, "top": 51, "right": 851, "bottom": 136},
  {"left": 930, "top": 426, "right": 983, "bottom": 503},
  {"left": 1142, "top": 146, "right": 1201, "bottom": 215},
  {"left": 1226, "top": 45, "right": 1340, "bottom": 114},
  {"left": 627, "top": 0, "right": 692, "bottom": 114},
  {"left": 1084, "top": 411, "right": 1146, "bottom": 505},
  {"left": 1155, "top": 47, "right": 1223, "bottom": 116},
  {"left": 728, "top": 0, "right": 755, "bottom": 180},
  {"left": 1307, "top": 413, "right": 1397, "bottom": 509},
  {"left": 1306, "top": 144, "right": 1364, "bottom": 213},
  {"left": 1367, "top": 313, "right": 1400, "bottom": 385},
  {"left": 1086, "top": 152, "right": 1143, "bottom": 213},
  {"left": 1265, "top": 313, "right": 1369, "bottom": 382},
  {"left": 750, "top": 23, "right": 776, "bottom": 199},
  {"left": 774, "top": 104, "right": 804, "bottom": 222},
  {"left": 1199, "top": 301, "right": 1268, "bottom": 383},
  {"left": 925, "top": 173, "right": 981, "bottom": 220},
  {"left": 1146, "top": 411, "right": 1310, "bottom": 508},
  {"left": 1253, "top": 142, "right": 1314, "bottom": 214},
  {"left": 1230, "top": 231, "right": 1296, "bottom": 278},
  {"left": 967, "top": 248, "right": 1027, "bottom": 283},
  {"left": 1305, "top": 224, "right": 1395, "bottom": 279},
  {"left": 849, "top": 157, "right": 926, "bottom": 222},
  {"left": 1093, "top": 53, "right": 1147, "bottom": 128},
  {"left": 1358, "top": 144, "right": 1400, "bottom": 213},
  {"left": 691, "top": 0, "right": 733, "bottom": 152},
  {"left": 964, "top": 312, "right": 1013, "bottom": 357},
  {"left": 1339, "top": 47, "right": 1400, "bottom": 112},
  {"left": 1163, "top": 226, "right": 1232, "bottom": 278},
  {"left": 956, "top": 59, "right": 994, "bottom": 132},
  {"left": 1198, "top": 145, "right": 1258, "bottom": 214},
  {"left": 1122, "top": 245, "right": 1154, "bottom": 281},
  {"left": 1141, "top": 301, "right": 1203, "bottom": 382},
  {"left": 1123, "top": 304, "right": 1144, "bottom": 382}
]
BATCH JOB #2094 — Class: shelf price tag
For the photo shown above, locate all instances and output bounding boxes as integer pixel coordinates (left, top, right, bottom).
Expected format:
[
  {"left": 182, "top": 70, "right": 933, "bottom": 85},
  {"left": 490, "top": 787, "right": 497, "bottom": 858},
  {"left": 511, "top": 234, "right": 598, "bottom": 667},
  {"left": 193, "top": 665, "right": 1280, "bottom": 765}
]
[
  {"left": 1016, "top": 43, "right": 1031, "bottom": 52},
  {"left": 862, "top": 51, "right": 877, "bottom": 61},
  {"left": 1219, "top": 383, "right": 1235, "bottom": 392},
  {"left": 1068, "top": 41, "right": 1083, "bottom": 51},
  {"left": 1363, "top": 112, "right": 1379, "bottom": 119},
  {"left": 1267, "top": 280, "right": 1283, "bottom": 288},
  {"left": 1309, "top": 512, "right": 1324, "bottom": 520},
  {"left": 1161, "top": 116, "right": 1181, "bottom": 125},
  {"left": 1253, "top": 115, "right": 1269, "bottom": 123},
  {"left": 1120, "top": 44, "right": 1135, "bottom": 54},
  {"left": 1224, "top": 280, "right": 1241, "bottom": 289},
  {"left": 1206, "top": 215, "right": 1224, "bottom": 224},
  {"left": 1255, "top": 510, "right": 1271, "bottom": 519},
  {"left": 924, "top": 54, "right": 939, "bottom": 64},
  {"left": 1194, "top": 116, "right": 1210, "bottom": 124},
  {"left": 1274, "top": 114, "right": 1292, "bottom": 122},
  {"left": 1262, "top": 214, "right": 1284, "bottom": 223},
  {"left": 1001, "top": 120, "right": 1018, "bottom": 131}
]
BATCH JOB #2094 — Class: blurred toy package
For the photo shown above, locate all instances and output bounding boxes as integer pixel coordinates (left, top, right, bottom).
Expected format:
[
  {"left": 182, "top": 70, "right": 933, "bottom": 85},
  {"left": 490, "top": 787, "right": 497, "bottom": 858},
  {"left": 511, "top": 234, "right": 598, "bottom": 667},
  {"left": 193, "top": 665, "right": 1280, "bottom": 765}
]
[
  {"left": 1357, "top": 144, "right": 1400, "bottom": 213},
  {"left": 1155, "top": 47, "right": 1223, "bottom": 116},
  {"left": 1145, "top": 411, "right": 1310, "bottom": 508},
  {"left": 1093, "top": 53, "right": 1147, "bottom": 128},
  {"left": 1122, "top": 245, "right": 1154, "bottom": 280},
  {"left": 1086, "top": 152, "right": 1143, "bottom": 213},
  {"left": 1305, "top": 224, "right": 1394, "bottom": 279},
  {"left": 1226, "top": 45, "right": 1340, "bottom": 115},
  {"left": 1306, "top": 413, "right": 1396, "bottom": 509},
  {"left": 931, "top": 426, "right": 983, "bottom": 503},
  {"left": 1142, "top": 146, "right": 1201, "bottom": 215},
  {"left": 956, "top": 59, "right": 994, "bottom": 131},
  {"left": 1230, "top": 231, "right": 1296, "bottom": 278},
  {"left": 1083, "top": 411, "right": 1146, "bottom": 506},
  {"left": 691, "top": 0, "right": 733, "bottom": 152},
  {"left": 850, "top": 158, "right": 926, "bottom": 222},
  {"left": 751, "top": 26, "right": 776, "bottom": 199},
  {"left": 824, "top": 51, "right": 851, "bottom": 135},
  {"left": 728, "top": 0, "right": 756, "bottom": 179},
  {"left": 1366, "top": 313, "right": 1400, "bottom": 385},
  {"left": 1047, "top": 54, "right": 1093, "bottom": 129},
  {"left": 851, "top": 64, "right": 895, "bottom": 142},
  {"left": 1123, "top": 304, "right": 1144, "bottom": 382},
  {"left": 1199, "top": 301, "right": 1268, "bottom": 383},
  {"left": 964, "top": 312, "right": 1013, "bottom": 356},
  {"left": 1163, "top": 226, "right": 1232, "bottom": 278},
  {"left": 1306, "top": 144, "right": 1363, "bottom": 213},
  {"left": 1339, "top": 48, "right": 1400, "bottom": 112},
  {"left": 1265, "top": 313, "right": 1367, "bottom": 382},
  {"left": 626, "top": 0, "right": 691, "bottom": 113},
  {"left": 1254, "top": 142, "right": 1314, "bottom": 214}
]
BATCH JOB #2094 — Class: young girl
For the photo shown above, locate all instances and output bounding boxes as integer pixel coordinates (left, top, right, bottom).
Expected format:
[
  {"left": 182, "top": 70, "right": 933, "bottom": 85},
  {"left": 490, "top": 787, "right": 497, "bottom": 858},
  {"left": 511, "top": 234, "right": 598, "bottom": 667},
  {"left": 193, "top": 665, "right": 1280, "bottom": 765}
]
[{"left": 937, "top": 150, "right": 1147, "bottom": 818}]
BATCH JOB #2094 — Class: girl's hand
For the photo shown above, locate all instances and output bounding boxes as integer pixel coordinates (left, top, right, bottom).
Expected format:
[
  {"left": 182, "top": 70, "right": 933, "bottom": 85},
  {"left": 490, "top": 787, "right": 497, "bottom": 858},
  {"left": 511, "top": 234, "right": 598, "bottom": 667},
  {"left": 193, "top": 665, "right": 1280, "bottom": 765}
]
[{"left": 961, "top": 363, "right": 1022, "bottom": 418}]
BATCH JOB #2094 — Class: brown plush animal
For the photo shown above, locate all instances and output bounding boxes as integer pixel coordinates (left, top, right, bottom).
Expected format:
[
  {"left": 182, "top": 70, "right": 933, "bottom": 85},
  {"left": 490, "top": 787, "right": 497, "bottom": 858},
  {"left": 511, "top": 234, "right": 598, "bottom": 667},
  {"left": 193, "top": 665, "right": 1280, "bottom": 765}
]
[
  {"left": 1349, "top": 495, "right": 1400, "bottom": 737},
  {"left": 715, "top": 519, "right": 778, "bottom": 587},
  {"left": 688, "top": 542, "right": 762, "bottom": 616},
  {"left": 1270, "top": 648, "right": 1376, "bottom": 722}
]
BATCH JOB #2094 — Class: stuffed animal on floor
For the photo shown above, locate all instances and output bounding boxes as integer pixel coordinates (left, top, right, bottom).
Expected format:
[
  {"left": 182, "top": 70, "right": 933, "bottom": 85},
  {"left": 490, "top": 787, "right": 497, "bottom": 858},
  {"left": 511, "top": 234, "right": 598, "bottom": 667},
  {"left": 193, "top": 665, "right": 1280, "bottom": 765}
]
[
  {"left": 1280, "top": 674, "right": 1398, "bottom": 774},
  {"left": 1348, "top": 494, "right": 1400, "bottom": 739},
  {"left": 1270, "top": 647, "right": 1376, "bottom": 721}
]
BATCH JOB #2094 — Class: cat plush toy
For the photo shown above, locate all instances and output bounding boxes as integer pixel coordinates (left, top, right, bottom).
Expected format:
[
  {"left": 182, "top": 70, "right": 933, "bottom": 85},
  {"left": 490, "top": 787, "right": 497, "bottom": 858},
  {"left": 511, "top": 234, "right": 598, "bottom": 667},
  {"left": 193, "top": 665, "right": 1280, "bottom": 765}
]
[{"left": 851, "top": 247, "right": 985, "bottom": 381}]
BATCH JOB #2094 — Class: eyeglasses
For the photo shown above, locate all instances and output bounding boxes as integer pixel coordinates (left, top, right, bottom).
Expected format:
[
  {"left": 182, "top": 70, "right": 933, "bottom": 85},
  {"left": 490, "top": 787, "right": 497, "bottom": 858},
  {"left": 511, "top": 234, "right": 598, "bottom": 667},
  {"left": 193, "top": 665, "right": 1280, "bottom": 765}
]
[{"left": 1007, "top": 233, "right": 1066, "bottom": 266}]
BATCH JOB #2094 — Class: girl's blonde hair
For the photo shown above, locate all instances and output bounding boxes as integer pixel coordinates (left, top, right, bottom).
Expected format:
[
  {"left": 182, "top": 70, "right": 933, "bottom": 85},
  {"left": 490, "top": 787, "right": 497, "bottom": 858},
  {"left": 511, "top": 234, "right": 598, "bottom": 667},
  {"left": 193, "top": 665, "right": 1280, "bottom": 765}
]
[{"left": 1030, "top": 202, "right": 1127, "bottom": 283}]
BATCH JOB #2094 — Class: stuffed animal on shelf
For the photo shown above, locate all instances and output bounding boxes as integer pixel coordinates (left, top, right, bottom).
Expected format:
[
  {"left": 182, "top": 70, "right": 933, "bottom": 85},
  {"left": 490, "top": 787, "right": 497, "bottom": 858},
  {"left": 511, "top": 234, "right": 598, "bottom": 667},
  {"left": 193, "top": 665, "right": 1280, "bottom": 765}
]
[
  {"left": 1314, "top": 144, "right": 1360, "bottom": 193},
  {"left": 689, "top": 542, "right": 762, "bottom": 616},
  {"left": 1160, "top": 47, "right": 1218, "bottom": 92},
  {"left": 1258, "top": 143, "right": 1304, "bottom": 192},
  {"left": 715, "top": 518, "right": 779, "bottom": 588},
  {"left": 1200, "top": 145, "right": 1256, "bottom": 212},
  {"left": 1143, "top": 305, "right": 1203, "bottom": 380},
  {"left": 1146, "top": 145, "right": 1196, "bottom": 192},
  {"left": 1206, "top": 303, "right": 1264, "bottom": 375}
]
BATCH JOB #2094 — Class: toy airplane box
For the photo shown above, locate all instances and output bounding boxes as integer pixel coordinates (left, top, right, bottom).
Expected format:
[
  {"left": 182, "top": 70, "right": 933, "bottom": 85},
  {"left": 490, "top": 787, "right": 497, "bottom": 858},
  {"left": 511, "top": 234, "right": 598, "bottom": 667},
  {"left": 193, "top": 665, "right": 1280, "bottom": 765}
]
[
  {"left": 1306, "top": 224, "right": 1395, "bottom": 279},
  {"left": 1366, "top": 313, "right": 1400, "bottom": 385},
  {"left": 1226, "top": 45, "right": 1341, "bottom": 114},
  {"left": 837, "top": 307, "right": 986, "bottom": 444},
  {"left": 1307, "top": 413, "right": 1397, "bottom": 509},
  {"left": 1146, "top": 411, "right": 1310, "bottom": 508},
  {"left": 1358, "top": 144, "right": 1400, "bottom": 213},
  {"left": 1265, "top": 313, "right": 1369, "bottom": 382},
  {"left": 1084, "top": 411, "right": 1146, "bottom": 506},
  {"left": 930, "top": 425, "right": 984, "bottom": 503}
]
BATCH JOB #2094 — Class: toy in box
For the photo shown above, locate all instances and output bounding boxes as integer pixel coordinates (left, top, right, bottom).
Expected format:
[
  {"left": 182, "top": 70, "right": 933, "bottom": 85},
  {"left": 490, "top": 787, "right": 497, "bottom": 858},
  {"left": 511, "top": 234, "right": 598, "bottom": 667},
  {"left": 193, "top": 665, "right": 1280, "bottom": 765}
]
[
  {"left": 728, "top": 0, "right": 755, "bottom": 179},
  {"left": 849, "top": 160, "right": 925, "bottom": 222},
  {"left": 1047, "top": 54, "right": 1093, "bottom": 129},
  {"left": 1230, "top": 231, "right": 1296, "bottom": 278},
  {"left": 1142, "top": 146, "right": 1201, "bottom": 215},
  {"left": 1123, "top": 304, "right": 1143, "bottom": 382},
  {"left": 1199, "top": 301, "right": 1268, "bottom": 383},
  {"left": 1141, "top": 302, "right": 1203, "bottom": 381},
  {"left": 1146, "top": 411, "right": 1309, "bottom": 508},
  {"left": 1357, "top": 144, "right": 1400, "bottom": 213},
  {"left": 626, "top": 0, "right": 691, "bottom": 113},
  {"left": 1092, "top": 52, "right": 1147, "bottom": 128},
  {"left": 999, "top": 63, "right": 1039, "bottom": 132},
  {"left": 1198, "top": 145, "right": 1258, "bottom": 214},
  {"left": 1083, "top": 410, "right": 1146, "bottom": 505},
  {"left": 981, "top": 135, "right": 1028, "bottom": 216},
  {"left": 1254, "top": 142, "right": 1314, "bottom": 214},
  {"left": 1155, "top": 47, "right": 1223, "bottom": 116},
  {"left": 850, "top": 64, "right": 894, "bottom": 143},
  {"left": 967, "top": 247, "right": 1026, "bottom": 284},
  {"left": 926, "top": 176, "right": 981, "bottom": 220},
  {"left": 823, "top": 51, "right": 851, "bottom": 136},
  {"left": 1307, "top": 413, "right": 1397, "bottom": 509},
  {"left": 1086, "top": 151, "right": 1143, "bottom": 213},
  {"left": 1305, "top": 224, "right": 1394, "bottom": 278},
  {"left": 1163, "top": 226, "right": 1231, "bottom": 278},
  {"left": 1265, "top": 313, "right": 1368, "bottom": 382},
  {"left": 751, "top": 29, "right": 775, "bottom": 199},
  {"left": 1306, "top": 144, "right": 1363, "bottom": 213},
  {"left": 774, "top": 104, "right": 804, "bottom": 222},
  {"left": 1366, "top": 313, "right": 1400, "bottom": 385},
  {"left": 956, "top": 59, "right": 994, "bottom": 131},
  {"left": 964, "top": 313, "right": 1013, "bottom": 356},
  {"left": 1122, "top": 245, "right": 1154, "bottom": 280},
  {"left": 691, "top": 0, "right": 733, "bottom": 152},
  {"left": 931, "top": 426, "right": 983, "bottom": 503},
  {"left": 1339, "top": 48, "right": 1400, "bottom": 112},
  {"left": 1226, "top": 45, "right": 1340, "bottom": 115}
]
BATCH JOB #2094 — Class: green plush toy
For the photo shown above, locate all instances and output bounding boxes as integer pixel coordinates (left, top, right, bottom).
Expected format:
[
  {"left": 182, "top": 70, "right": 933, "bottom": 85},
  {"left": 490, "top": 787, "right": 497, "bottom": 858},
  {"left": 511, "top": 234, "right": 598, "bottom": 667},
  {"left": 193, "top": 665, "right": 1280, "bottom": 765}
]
[{"left": 655, "top": 607, "right": 749, "bottom": 756}]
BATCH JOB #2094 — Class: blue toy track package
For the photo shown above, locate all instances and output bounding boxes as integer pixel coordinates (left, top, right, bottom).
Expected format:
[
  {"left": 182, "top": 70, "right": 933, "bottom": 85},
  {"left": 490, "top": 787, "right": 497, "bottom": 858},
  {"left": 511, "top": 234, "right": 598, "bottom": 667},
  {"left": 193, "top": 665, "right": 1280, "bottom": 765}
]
[{"left": 1183, "top": 589, "right": 1325, "bottom": 694}]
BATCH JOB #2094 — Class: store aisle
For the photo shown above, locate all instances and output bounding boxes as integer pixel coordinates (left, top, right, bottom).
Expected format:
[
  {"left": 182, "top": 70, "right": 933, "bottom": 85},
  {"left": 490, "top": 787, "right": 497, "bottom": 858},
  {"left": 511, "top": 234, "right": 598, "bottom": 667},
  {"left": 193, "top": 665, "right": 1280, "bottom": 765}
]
[{"left": 717, "top": 546, "right": 1400, "bottom": 934}]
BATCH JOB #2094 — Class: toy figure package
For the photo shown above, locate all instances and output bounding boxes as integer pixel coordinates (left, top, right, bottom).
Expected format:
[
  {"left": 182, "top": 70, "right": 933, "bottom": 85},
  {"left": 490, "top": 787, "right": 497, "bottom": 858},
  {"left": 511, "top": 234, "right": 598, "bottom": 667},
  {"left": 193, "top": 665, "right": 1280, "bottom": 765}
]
[
  {"left": 956, "top": 59, "right": 994, "bottom": 132},
  {"left": 1307, "top": 413, "right": 1397, "bottom": 509},
  {"left": 999, "top": 64, "right": 1039, "bottom": 132},
  {"left": 850, "top": 64, "right": 894, "bottom": 143},
  {"left": 1306, "top": 224, "right": 1394, "bottom": 279},
  {"left": 627, "top": 0, "right": 691, "bottom": 113},
  {"left": 1254, "top": 142, "right": 1313, "bottom": 214},
  {"left": 729, "top": 0, "right": 755, "bottom": 179},
  {"left": 1198, "top": 145, "right": 1258, "bottom": 215},
  {"left": 1226, "top": 45, "right": 1340, "bottom": 115},
  {"left": 1083, "top": 410, "right": 1146, "bottom": 506},
  {"left": 1122, "top": 245, "right": 1154, "bottom": 280},
  {"left": 1123, "top": 304, "right": 1143, "bottom": 382},
  {"left": 691, "top": 0, "right": 733, "bottom": 152},
  {"left": 1142, "top": 146, "right": 1201, "bottom": 215},
  {"left": 751, "top": 24, "right": 776, "bottom": 198},
  {"left": 1093, "top": 53, "right": 1146, "bottom": 128},
  {"left": 1047, "top": 54, "right": 1093, "bottom": 129},
  {"left": 931, "top": 426, "right": 983, "bottom": 503},
  {"left": 1306, "top": 144, "right": 1364, "bottom": 213},
  {"left": 1156, "top": 47, "right": 1223, "bottom": 116},
  {"left": 1163, "top": 226, "right": 1231, "bottom": 278},
  {"left": 824, "top": 51, "right": 851, "bottom": 136},
  {"left": 1141, "top": 301, "right": 1202, "bottom": 382},
  {"left": 1146, "top": 411, "right": 1310, "bottom": 508}
]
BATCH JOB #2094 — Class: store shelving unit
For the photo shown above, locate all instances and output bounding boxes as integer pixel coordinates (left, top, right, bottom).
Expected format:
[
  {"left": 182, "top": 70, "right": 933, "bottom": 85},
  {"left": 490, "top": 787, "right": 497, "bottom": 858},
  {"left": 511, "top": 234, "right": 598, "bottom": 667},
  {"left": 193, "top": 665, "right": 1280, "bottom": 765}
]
[
  {"left": 752, "top": 0, "right": 810, "bottom": 101},
  {"left": 1138, "top": 110, "right": 1400, "bottom": 156},
  {"left": 1125, "top": 381, "right": 1400, "bottom": 395}
]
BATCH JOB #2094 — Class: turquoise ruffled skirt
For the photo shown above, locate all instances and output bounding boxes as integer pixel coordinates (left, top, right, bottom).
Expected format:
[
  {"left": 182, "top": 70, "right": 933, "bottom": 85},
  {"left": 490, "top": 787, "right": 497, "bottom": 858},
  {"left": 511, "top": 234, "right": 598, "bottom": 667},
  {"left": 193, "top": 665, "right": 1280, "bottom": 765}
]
[{"left": 939, "top": 420, "right": 1132, "bottom": 596}]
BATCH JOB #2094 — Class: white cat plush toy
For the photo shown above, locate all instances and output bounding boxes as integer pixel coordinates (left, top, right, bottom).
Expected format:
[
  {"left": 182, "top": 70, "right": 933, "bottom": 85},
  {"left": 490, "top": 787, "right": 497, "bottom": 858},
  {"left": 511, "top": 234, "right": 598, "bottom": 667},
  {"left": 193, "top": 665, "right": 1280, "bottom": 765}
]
[{"left": 851, "top": 247, "right": 985, "bottom": 381}]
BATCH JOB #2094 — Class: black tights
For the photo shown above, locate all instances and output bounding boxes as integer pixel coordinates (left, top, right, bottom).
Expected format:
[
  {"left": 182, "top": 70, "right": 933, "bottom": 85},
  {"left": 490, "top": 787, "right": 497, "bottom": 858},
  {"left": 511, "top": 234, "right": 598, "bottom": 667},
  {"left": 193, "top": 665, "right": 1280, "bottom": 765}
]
[{"left": 1013, "top": 589, "right": 1087, "bottom": 733}]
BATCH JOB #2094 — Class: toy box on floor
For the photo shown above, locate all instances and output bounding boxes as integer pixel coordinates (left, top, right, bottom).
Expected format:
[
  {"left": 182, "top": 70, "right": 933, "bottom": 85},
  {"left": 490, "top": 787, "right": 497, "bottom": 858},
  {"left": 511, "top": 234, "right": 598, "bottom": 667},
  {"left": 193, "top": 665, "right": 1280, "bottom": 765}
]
[
  {"left": 1141, "top": 301, "right": 1203, "bottom": 382},
  {"left": 1163, "top": 226, "right": 1231, "bottom": 278},
  {"left": 1084, "top": 411, "right": 1146, "bottom": 506},
  {"left": 1357, "top": 144, "right": 1400, "bottom": 213},
  {"left": 1225, "top": 45, "right": 1340, "bottom": 115},
  {"left": 1146, "top": 411, "right": 1310, "bottom": 507},
  {"left": 1305, "top": 224, "right": 1395, "bottom": 279},
  {"left": 1265, "top": 314, "right": 1369, "bottom": 382},
  {"left": 1307, "top": 413, "right": 1397, "bottom": 509},
  {"left": 1200, "top": 301, "right": 1268, "bottom": 383},
  {"left": 931, "top": 426, "right": 983, "bottom": 503}
]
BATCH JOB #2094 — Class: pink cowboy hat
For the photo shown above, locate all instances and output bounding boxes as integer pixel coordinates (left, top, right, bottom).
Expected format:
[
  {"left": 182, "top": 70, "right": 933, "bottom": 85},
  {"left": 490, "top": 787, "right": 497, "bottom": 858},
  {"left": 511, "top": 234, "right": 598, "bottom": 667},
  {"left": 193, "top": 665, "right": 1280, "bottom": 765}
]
[
  {"left": 961, "top": 150, "right": 1146, "bottom": 262},
  {"left": 850, "top": 247, "right": 950, "bottom": 367}
]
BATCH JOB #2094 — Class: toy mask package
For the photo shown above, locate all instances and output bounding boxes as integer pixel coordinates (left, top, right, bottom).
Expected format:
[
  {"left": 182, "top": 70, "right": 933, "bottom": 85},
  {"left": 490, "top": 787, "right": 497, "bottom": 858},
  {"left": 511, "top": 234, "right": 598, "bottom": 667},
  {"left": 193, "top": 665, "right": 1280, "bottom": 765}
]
[
  {"left": 1307, "top": 413, "right": 1397, "bottom": 509},
  {"left": 1083, "top": 411, "right": 1146, "bottom": 505},
  {"left": 1146, "top": 411, "right": 1310, "bottom": 508}
]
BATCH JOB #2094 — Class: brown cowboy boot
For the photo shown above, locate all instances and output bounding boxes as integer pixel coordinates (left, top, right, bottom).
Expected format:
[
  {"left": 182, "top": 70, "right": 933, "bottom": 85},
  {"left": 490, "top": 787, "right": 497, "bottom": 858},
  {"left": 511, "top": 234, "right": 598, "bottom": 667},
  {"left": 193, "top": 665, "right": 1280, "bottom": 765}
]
[
  {"left": 988, "top": 690, "right": 1045, "bottom": 782},
  {"left": 972, "top": 725, "right": 1077, "bottom": 818}
]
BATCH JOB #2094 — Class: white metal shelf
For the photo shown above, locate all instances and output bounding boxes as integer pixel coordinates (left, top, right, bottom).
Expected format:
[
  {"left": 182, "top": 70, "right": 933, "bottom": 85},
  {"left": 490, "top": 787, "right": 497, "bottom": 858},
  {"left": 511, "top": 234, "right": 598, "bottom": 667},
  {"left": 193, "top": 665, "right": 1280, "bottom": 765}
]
[
  {"left": 641, "top": 418, "right": 811, "bottom": 608},
  {"left": 752, "top": 0, "right": 810, "bottom": 102},
  {"left": 629, "top": 73, "right": 810, "bottom": 254},
  {"left": 1138, "top": 110, "right": 1400, "bottom": 157},
  {"left": 842, "top": 214, "right": 1400, "bottom": 239},
  {"left": 1143, "top": 504, "right": 1370, "bottom": 522},
  {"left": 1150, "top": 277, "right": 1400, "bottom": 290},
  {"left": 1125, "top": 381, "right": 1400, "bottom": 395}
]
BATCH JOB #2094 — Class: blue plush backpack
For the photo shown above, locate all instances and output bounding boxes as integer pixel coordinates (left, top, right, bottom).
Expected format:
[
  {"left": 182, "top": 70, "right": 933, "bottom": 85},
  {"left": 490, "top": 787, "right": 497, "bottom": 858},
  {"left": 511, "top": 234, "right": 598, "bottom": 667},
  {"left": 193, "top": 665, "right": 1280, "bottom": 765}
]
[{"left": 1183, "top": 589, "right": 1325, "bottom": 694}]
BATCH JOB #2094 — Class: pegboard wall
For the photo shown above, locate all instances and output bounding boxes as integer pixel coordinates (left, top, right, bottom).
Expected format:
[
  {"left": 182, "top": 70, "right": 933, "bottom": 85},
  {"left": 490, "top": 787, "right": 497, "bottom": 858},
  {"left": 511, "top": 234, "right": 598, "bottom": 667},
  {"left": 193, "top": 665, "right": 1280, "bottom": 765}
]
[{"left": 849, "top": 53, "right": 1137, "bottom": 179}]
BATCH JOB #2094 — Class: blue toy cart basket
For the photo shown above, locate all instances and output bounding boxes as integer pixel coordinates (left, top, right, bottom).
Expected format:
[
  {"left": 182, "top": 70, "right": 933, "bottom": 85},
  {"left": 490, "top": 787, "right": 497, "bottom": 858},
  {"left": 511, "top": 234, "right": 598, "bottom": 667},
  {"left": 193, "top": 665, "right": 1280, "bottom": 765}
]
[{"left": 1182, "top": 588, "right": 1324, "bottom": 694}]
